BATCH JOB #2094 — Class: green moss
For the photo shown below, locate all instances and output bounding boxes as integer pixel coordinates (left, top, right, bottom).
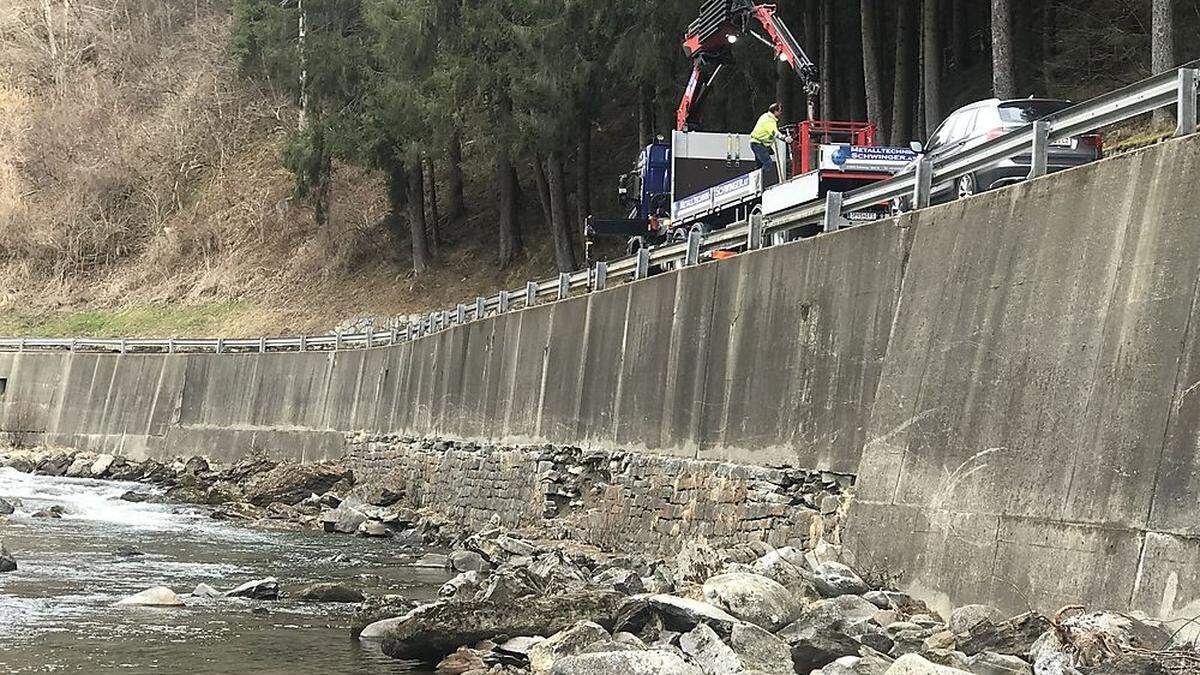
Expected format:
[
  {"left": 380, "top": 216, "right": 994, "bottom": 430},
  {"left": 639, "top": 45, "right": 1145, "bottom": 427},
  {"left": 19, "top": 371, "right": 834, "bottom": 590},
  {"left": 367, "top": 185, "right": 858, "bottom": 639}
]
[{"left": 0, "top": 302, "right": 247, "bottom": 338}]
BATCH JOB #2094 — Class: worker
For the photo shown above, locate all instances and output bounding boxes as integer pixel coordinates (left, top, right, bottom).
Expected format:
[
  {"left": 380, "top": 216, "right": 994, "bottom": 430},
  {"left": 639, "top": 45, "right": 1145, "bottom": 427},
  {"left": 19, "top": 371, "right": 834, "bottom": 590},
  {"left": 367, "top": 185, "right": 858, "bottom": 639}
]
[{"left": 750, "top": 102, "right": 785, "bottom": 177}]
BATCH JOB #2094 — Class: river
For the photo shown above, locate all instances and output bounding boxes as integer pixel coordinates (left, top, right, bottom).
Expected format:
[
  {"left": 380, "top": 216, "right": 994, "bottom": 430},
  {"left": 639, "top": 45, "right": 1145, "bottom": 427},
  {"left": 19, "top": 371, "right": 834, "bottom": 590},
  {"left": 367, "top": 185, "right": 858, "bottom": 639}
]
[{"left": 0, "top": 468, "right": 448, "bottom": 674}]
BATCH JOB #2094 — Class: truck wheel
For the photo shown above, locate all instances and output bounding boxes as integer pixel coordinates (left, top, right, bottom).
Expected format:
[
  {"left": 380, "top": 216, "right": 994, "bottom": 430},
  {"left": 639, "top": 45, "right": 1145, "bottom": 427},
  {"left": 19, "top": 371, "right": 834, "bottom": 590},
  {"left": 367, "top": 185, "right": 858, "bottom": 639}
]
[{"left": 956, "top": 174, "right": 977, "bottom": 200}]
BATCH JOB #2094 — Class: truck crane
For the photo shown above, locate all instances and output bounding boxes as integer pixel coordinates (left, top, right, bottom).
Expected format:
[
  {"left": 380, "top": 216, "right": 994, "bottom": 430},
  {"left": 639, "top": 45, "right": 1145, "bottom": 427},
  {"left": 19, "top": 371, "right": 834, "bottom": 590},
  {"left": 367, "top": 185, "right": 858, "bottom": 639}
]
[{"left": 585, "top": 0, "right": 916, "bottom": 263}]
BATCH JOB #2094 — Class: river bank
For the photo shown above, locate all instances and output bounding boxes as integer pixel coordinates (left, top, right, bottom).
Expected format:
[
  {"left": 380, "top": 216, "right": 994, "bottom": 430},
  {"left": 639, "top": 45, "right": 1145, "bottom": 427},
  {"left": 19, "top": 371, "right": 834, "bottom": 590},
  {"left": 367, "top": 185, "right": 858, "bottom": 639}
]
[{"left": 4, "top": 446, "right": 1200, "bottom": 674}]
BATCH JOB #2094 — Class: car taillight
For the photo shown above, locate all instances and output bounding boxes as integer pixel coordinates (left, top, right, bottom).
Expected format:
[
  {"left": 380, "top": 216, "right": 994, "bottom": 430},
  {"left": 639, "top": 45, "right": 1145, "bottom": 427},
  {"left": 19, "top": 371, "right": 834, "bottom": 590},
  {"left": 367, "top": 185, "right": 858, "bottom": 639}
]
[
  {"left": 985, "top": 127, "right": 1007, "bottom": 140},
  {"left": 1082, "top": 133, "right": 1104, "bottom": 156}
]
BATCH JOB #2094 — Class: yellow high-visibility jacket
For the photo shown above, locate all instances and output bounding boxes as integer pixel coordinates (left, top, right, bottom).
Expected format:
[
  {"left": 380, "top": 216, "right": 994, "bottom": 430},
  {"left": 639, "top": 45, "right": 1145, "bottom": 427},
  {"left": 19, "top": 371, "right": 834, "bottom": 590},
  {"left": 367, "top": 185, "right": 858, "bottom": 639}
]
[{"left": 750, "top": 112, "right": 778, "bottom": 146}]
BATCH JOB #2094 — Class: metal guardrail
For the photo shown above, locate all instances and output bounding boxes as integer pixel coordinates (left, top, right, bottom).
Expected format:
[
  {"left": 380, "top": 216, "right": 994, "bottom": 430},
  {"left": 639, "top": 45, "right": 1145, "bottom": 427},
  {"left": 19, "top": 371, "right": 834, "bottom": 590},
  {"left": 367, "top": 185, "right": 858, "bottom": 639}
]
[{"left": 2, "top": 62, "right": 1198, "bottom": 356}]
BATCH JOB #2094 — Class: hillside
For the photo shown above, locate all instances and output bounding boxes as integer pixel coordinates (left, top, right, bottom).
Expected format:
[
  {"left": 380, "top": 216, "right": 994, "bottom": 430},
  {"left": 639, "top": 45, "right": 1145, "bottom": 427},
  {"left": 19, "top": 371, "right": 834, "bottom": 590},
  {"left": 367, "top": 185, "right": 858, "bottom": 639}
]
[{"left": 0, "top": 0, "right": 568, "bottom": 338}]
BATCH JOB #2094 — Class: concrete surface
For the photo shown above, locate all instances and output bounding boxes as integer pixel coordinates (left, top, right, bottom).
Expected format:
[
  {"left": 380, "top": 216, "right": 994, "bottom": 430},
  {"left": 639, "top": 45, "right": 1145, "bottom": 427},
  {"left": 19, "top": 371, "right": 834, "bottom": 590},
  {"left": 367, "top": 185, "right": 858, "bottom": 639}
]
[{"left": 3, "top": 133, "right": 1200, "bottom": 618}]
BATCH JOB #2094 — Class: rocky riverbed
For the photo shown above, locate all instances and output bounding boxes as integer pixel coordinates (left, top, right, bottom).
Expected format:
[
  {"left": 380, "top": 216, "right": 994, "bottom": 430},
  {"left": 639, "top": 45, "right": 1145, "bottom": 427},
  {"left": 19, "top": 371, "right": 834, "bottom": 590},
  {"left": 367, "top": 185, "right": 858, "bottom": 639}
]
[{"left": 3, "top": 446, "right": 1199, "bottom": 675}]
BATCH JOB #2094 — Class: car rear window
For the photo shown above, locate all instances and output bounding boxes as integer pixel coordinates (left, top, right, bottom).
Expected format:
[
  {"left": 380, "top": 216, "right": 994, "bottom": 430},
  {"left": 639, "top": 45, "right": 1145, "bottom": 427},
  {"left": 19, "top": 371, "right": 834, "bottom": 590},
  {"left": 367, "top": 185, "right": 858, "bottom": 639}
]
[{"left": 997, "top": 100, "right": 1070, "bottom": 124}]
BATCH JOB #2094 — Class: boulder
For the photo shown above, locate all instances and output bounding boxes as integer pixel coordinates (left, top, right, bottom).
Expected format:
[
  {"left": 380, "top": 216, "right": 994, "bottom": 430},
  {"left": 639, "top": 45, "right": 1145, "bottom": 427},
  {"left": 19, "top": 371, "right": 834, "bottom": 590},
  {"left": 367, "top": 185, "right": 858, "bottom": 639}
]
[
  {"left": 366, "top": 487, "right": 403, "bottom": 507},
  {"left": 949, "top": 605, "right": 1005, "bottom": 635},
  {"left": 436, "top": 646, "right": 487, "bottom": 673},
  {"left": 296, "top": 582, "right": 365, "bottom": 603},
  {"left": 752, "top": 547, "right": 819, "bottom": 598},
  {"left": 322, "top": 506, "right": 368, "bottom": 534},
  {"left": 615, "top": 594, "right": 740, "bottom": 638},
  {"left": 702, "top": 572, "right": 802, "bottom": 631},
  {"left": 812, "top": 561, "right": 869, "bottom": 597},
  {"left": 957, "top": 613, "right": 1050, "bottom": 657},
  {"left": 183, "top": 456, "right": 209, "bottom": 475},
  {"left": 1026, "top": 610, "right": 1170, "bottom": 670},
  {"left": 245, "top": 463, "right": 353, "bottom": 507},
  {"left": 817, "top": 649, "right": 896, "bottom": 675},
  {"left": 65, "top": 455, "right": 94, "bottom": 478},
  {"left": 120, "top": 491, "right": 153, "bottom": 503},
  {"left": 32, "top": 508, "right": 62, "bottom": 518},
  {"left": 0, "top": 497, "right": 14, "bottom": 515},
  {"left": 529, "top": 621, "right": 612, "bottom": 674},
  {"left": 0, "top": 540, "right": 16, "bottom": 572},
  {"left": 35, "top": 453, "right": 71, "bottom": 477},
  {"left": 449, "top": 550, "right": 487, "bottom": 573},
  {"left": 439, "top": 571, "right": 481, "bottom": 600},
  {"left": 884, "top": 654, "right": 972, "bottom": 674},
  {"left": 356, "top": 521, "right": 392, "bottom": 538},
  {"left": 351, "top": 594, "right": 418, "bottom": 638},
  {"left": 786, "top": 621, "right": 863, "bottom": 672},
  {"left": 225, "top": 577, "right": 279, "bottom": 600},
  {"left": 373, "top": 590, "right": 626, "bottom": 662},
  {"left": 90, "top": 454, "right": 116, "bottom": 478},
  {"left": 107, "top": 459, "right": 144, "bottom": 482},
  {"left": 593, "top": 568, "right": 644, "bottom": 595},
  {"left": 115, "top": 586, "right": 185, "bottom": 607},
  {"left": 679, "top": 622, "right": 743, "bottom": 674},
  {"left": 864, "top": 591, "right": 939, "bottom": 617},
  {"left": 497, "top": 534, "right": 537, "bottom": 557},
  {"left": 192, "top": 583, "right": 223, "bottom": 598},
  {"left": 113, "top": 544, "right": 144, "bottom": 557},
  {"left": 548, "top": 650, "right": 703, "bottom": 675},
  {"left": 966, "top": 651, "right": 1032, "bottom": 675}
]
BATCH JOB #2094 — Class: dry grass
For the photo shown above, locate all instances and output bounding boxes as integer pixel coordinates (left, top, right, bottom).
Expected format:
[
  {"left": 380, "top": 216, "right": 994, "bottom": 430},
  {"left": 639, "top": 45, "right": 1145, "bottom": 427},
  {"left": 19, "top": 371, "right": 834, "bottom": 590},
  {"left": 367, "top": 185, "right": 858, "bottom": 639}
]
[{"left": 0, "top": 0, "right": 558, "bottom": 338}]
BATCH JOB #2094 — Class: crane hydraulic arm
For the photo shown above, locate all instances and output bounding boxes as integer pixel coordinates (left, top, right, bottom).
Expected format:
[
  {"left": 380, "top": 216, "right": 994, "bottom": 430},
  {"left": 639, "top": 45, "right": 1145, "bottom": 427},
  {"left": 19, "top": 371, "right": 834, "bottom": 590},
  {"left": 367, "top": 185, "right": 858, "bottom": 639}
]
[{"left": 676, "top": 0, "right": 819, "bottom": 132}]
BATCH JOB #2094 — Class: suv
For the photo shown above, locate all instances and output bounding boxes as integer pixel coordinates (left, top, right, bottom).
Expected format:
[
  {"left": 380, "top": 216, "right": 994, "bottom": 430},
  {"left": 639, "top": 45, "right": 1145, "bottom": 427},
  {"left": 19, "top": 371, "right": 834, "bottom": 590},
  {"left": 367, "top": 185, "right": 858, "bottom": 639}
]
[{"left": 893, "top": 98, "right": 1103, "bottom": 210}]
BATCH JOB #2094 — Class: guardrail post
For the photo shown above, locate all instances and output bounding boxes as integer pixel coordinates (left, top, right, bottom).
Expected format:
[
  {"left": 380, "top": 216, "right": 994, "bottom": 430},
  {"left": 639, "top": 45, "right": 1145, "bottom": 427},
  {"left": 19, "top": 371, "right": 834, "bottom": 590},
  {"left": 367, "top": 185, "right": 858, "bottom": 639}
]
[
  {"left": 634, "top": 248, "right": 650, "bottom": 279},
  {"left": 747, "top": 212, "right": 764, "bottom": 250},
  {"left": 335, "top": 330, "right": 343, "bottom": 350},
  {"left": 526, "top": 281, "right": 538, "bottom": 307},
  {"left": 1177, "top": 68, "right": 1199, "bottom": 138},
  {"left": 168, "top": 339, "right": 175, "bottom": 354},
  {"left": 685, "top": 229, "right": 702, "bottom": 266},
  {"left": 366, "top": 330, "right": 374, "bottom": 349},
  {"left": 822, "top": 191, "right": 847, "bottom": 232},
  {"left": 390, "top": 326, "right": 398, "bottom": 345},
  {"left": 70, "top": 339, "right": 78, "bottom": 353},
  {"left": 18, "top": 338, "right": 25, "bottom": 352},
  {"left": 120, "top": 339, "right": 128, "bottom": 355},
  {"left": 456, "top": 304, "right": 466, "bottom": 324},
  {"left": 1028, "top": 120, "right": 1050, "bottom": 179},
  {"left": 913, "top": 157, "right": 934, "bottom": 208},
  {"left": 215, "top": 338, "right": 224, "bottom": 354},
  {"left": 557, "top": 273, "right": 571, "bottom": 300},
  {"left": 300, "top": 335, "right": 308, "bottom": 352},
  {"left": 259, "top": 337, "right": 266, "bottom": 353},
  {"left": 475, "top": 296, "right": 486, "bottom": 320},
  {"left": 593, "top": 262, "right": 608, "bottom": 290}
]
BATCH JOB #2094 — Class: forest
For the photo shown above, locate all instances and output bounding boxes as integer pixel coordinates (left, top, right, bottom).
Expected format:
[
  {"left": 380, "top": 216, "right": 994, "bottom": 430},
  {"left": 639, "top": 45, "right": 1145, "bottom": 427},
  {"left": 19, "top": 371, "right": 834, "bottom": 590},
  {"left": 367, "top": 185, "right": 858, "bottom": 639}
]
[{"left": 232, "top": 0, "right": 1197, "bottom": 275}]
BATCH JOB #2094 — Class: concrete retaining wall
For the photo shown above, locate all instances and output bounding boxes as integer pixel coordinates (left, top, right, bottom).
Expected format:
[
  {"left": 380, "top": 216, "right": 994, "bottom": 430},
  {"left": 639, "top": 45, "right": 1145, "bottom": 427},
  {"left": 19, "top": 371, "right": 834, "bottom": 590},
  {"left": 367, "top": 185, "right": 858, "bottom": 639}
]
[{"left": 3, "top": 134, "right": 1200, "bottom": 617}]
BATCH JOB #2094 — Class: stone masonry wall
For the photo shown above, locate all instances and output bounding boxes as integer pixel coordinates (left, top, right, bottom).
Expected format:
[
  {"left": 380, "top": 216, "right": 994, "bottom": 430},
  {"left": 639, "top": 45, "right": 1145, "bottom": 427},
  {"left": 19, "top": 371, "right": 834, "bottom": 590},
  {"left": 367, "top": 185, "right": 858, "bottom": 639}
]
[{"left": 346, "top": 433, "right": 854, "bottom": 554}]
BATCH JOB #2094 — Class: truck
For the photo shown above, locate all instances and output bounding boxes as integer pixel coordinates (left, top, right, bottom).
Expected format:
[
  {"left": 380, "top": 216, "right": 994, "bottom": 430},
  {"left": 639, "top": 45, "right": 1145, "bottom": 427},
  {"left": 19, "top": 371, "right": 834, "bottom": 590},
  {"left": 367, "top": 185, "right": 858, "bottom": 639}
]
[{"left": 585, "top": 0, "right": 916, "bottom": 263}]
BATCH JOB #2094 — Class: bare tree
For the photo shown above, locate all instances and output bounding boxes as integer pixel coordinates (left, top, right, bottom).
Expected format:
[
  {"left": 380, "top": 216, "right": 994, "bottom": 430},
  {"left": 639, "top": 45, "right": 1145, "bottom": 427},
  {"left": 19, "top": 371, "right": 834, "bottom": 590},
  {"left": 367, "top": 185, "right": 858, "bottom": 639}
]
[
  {"left": 922, "top": 0, "right": 943, "bottom": 135},
  {"left": 861, "top": 0, "right": 888, "bottom": 141},
  {"left": 991, "top": 0, "right": 1016, "bottom": 98}
]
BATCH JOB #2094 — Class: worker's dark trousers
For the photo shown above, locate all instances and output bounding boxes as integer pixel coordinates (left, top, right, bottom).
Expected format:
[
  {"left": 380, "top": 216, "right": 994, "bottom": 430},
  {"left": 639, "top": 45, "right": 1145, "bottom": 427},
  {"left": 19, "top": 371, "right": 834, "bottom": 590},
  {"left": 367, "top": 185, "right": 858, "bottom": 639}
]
[{"left": 751, "top": 142, "right": 774, "bottom": 174}]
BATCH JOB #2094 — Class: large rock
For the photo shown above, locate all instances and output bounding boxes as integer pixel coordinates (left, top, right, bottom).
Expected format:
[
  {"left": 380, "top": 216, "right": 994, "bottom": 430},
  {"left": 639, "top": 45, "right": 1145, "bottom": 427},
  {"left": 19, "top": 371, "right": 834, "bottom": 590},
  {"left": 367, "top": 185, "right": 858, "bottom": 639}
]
[
  {"left": 529, "top": 621, "right": 612, "bottom": 674},
  {"left": 0, "top": 497, "right": 15, "bottom": 515},
  {"left": 373, "top": 590, "right": 626, "bottom": 662},
  {"left": 322, "top": 505, "right": 368, "bottom": 534},
  {"left": 812, "top": 562, "right": 869, "bottom": 597},
  {"left": 966, "top": 651, "right": 1032, "bottom": 675},
  {"left": 115, "top": 586, "right": 185, "bottom": 607},
  {"left": 192, "top": 583, "right": 222, "bottom": 598},
  {"left": 615, "top": 594, "right": 740, "bottom": 638},
  {"left": 35, "top": 453, "right": 72, "bottom": 477},
  {"left": 366, "top": 486, "right": 403, "bottom": 507},
  {"left": 679, "top": 623, "right": 743, "bottom": 674},
  {"left": 752, "top": 547, "right": 819, "bottom": 598},
  {"left": 702, "top": 572, "right": 802, "bottom": 631},
  {"left": 65, "top": 455, "right": 95, "bottom": 478},
  {"left": 786, "top": 621, "right": 863, "bottom": 672},
  {"left": 356, "top": 521, "right": 392, "bottom": 538},
  {"left": 680, "top": 621, "right": 794, "bottom": 675},
  {"left": 949, "top": 605, "right": 1005, "bottom": 635},
  {"left": 957, "top": 613, "right": 1050, "bottom": 657},
  {"left": 449, "top": 550, "right": 487, "bottom": 573},
  {"left": 351, "top": 594, "right": 418, "bottom": 638},
  {"left": 593, "top": 568, "right": 644, "bottom": 595},
  {"left": 245, "top": 463, "right": 353, "bottom": 507},
  {"left": 0, "top": 540, "right": 16, "bottom": 572},
  {"left": 225, "top": 577, "right": 279, "bottom": 600},
  {"left": 884, "top": 653, "right": 972, "bottom": 674},
  {"left": 90, "top": 454, "right": 116, "bottom": 478},
  {"left": 296, "top": 582, "right": 365, "bottom": 603},
  {"left": 1026, "top": 610, "right": 1171, "bottom": 670},
  {"left": 548, "top": 650, "right": 703, "bottom": 675}
]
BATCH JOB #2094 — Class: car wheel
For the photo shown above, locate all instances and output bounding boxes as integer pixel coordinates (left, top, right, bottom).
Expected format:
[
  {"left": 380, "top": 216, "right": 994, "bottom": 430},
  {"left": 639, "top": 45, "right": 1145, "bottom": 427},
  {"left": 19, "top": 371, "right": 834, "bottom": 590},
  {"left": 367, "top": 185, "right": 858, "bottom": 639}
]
[{"left": 956, "top": 174, "right": 977, "bottom": 199}]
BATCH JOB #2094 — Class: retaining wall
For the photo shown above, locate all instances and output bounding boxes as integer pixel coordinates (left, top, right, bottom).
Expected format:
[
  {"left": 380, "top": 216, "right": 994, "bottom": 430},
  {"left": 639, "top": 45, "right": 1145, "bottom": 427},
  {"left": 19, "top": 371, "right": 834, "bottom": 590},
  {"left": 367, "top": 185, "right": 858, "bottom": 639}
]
[{"left": 2, "top": 134, "right": 1200, "bottom": 618}]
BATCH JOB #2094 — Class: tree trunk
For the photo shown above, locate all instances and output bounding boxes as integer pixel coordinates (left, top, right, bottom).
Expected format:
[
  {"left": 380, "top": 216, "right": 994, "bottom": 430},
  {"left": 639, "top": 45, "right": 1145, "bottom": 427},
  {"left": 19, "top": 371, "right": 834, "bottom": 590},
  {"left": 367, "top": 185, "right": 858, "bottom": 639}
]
[
  {"left": 384, "top": 157, "right": 408, "bottom": 241},
  {"left": 819, "top": 0, "right": 833, "bottom": 120},
  {"left": 575, "top": 119, "right": 592, "bottom": 230},
  {"left": 950, "top": 0, "right": 965, "bottom": 70},
  {"left": 423, "top": 155, "right": 440, "bottom": 254},
  {"left": 496, "top": 149, "right": 521, "bottom": 267},
  {"left": 533, "top": 154, "right": 553, "bottom": 228},
  {"left": 446, "top": 129, "right": 465, "bottom": 222},
  {"left": 1152, "top": 0, "right": 1175, "bottom": 125},
  {"left": 638, "top": 85, "right": 653, "bottom": 146},
  {"left": 545, "top": 151, "right": 576, "bottom": 272},
  {"left": 990, "top": 0, "right": 1016, "bottom": 98},
  {"left": 922, "top": 0, "right": 942, "bottom": 136},
  {"left": 861, "top": 0, "right": 887, "bottom": 141},
  {"left": 1040, "top": 0, "right": 1055, "bottom": 91},
  {"left": 406, "top": 160, "right": 432, "bottom": 275},
  {"left": 891, "top": 0, "right": 917, "bottom": 145},
  {"left": 804, "top": 0, "right": 820, "bottom": 119}
]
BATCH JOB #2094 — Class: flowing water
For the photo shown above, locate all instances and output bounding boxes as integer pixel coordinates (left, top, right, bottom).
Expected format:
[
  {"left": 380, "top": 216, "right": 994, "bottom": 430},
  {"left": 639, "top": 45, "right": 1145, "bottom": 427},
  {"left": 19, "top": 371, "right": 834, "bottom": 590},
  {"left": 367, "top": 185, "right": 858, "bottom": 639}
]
[{"left": 0, "top": 468, "right": 449, "bottom": 674}]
